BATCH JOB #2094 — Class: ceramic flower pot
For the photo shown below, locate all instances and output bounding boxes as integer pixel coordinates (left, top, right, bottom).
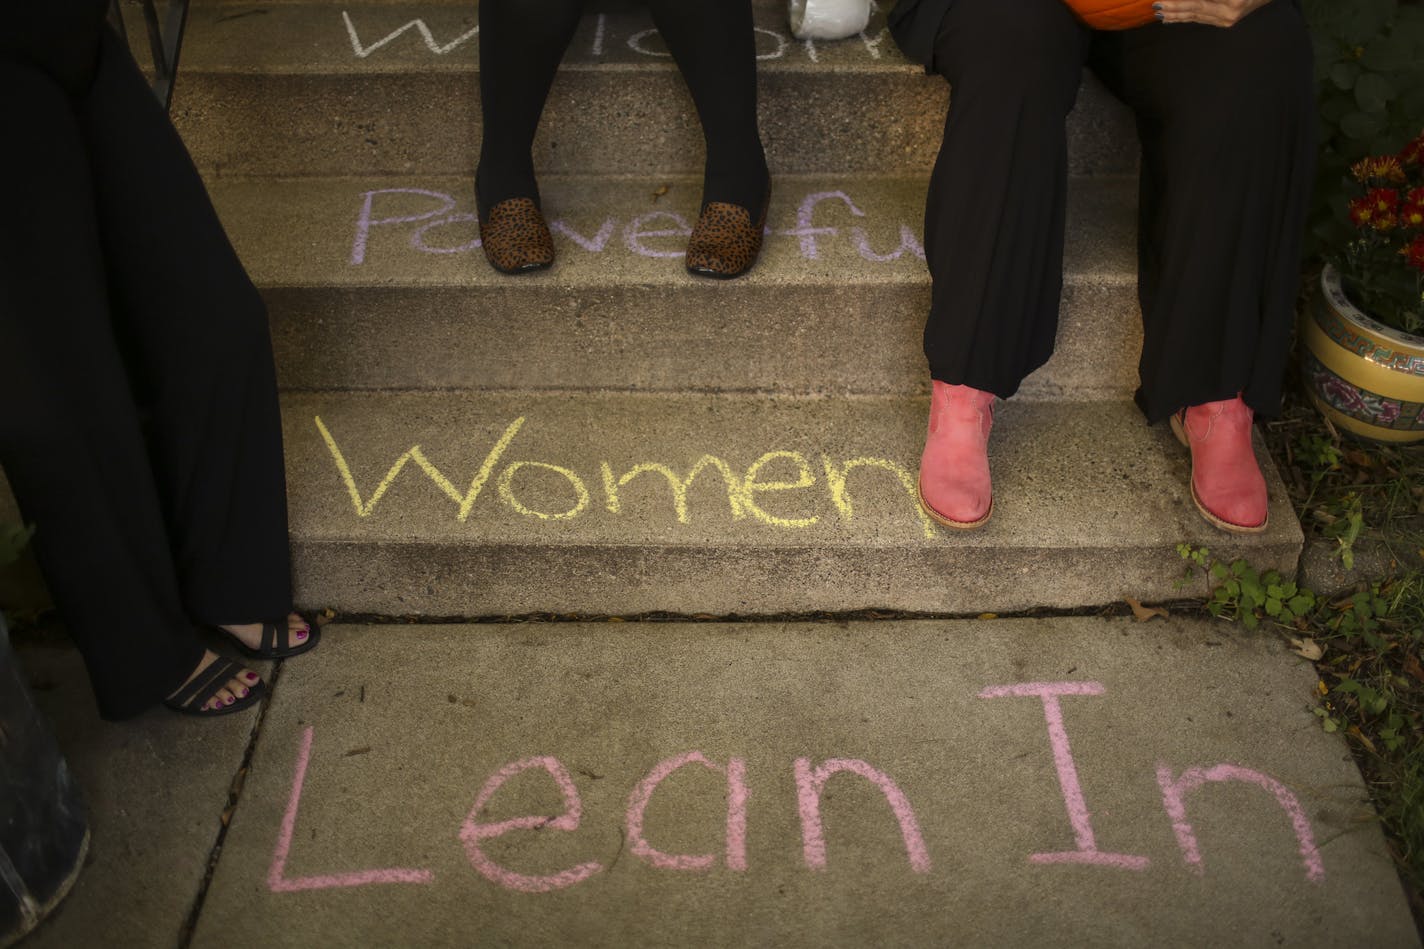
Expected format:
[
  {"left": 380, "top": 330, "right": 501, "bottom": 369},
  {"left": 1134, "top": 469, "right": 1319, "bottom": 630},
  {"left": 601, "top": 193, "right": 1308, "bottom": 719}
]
[{"left": 1300, "top": 264, "right": 1424, "bottom": 442}]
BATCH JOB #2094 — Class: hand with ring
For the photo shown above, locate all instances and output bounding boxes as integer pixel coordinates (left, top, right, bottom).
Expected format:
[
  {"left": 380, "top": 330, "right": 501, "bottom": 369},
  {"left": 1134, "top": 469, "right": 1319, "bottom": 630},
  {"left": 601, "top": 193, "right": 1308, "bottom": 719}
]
[{"left": 1152, "top": 0, "right": 1274, "bottom": 27}]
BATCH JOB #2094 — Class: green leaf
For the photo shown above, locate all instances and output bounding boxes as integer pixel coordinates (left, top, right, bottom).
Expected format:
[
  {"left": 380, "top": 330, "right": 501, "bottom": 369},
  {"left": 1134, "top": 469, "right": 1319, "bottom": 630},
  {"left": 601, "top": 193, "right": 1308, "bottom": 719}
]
[
  {"left": 1341, "top": 110, "right": 1388, "bottom": 139},
  {"left": 1361, "top": 36, "right": 1416, "bottom": 72},
  {"left": 1354, "top": 72, "right": 1394, "bottom": 113},
  {"left": 1330, "top": 61, "right": 1361, "bottom": 90}
]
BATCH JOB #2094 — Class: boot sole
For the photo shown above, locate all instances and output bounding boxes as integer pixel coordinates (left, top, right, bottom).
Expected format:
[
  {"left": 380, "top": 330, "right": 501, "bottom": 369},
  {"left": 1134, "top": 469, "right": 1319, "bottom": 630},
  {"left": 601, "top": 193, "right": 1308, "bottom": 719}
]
[
  {"left": 917, "top": 478, "right": 993, "bottom": 531},
  {"left": 1169, "top": 414, "right": 1269, "bottom": 535}
]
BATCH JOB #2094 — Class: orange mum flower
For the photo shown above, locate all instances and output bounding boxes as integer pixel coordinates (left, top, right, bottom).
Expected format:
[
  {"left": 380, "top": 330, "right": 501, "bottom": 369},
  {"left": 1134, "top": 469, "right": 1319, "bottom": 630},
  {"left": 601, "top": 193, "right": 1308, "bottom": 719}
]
[{"left": 1353, "top": 155, "right": 1408, "bottom": 185}]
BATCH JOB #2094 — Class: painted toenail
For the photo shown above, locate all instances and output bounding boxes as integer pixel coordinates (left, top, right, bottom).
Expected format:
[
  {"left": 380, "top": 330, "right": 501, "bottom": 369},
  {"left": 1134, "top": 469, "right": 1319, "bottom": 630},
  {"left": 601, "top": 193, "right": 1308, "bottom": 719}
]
[
  {"left": 224, "top": 696, "right": 234, "bottom": 705},
  {"left": 245, "top": 672, "right": 259, "bottom": 683},
  {"left": 297, "top": 630, "right": 308, "bottom": 640},
  {"left": 239, "top": 687, "right": 249, "bottom": 697}
]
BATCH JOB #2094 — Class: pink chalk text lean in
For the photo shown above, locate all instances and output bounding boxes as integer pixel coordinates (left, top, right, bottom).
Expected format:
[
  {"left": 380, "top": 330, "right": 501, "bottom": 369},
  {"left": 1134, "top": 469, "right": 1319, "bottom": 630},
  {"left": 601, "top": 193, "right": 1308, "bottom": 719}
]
[{"left": 267, "top": 682, "right": 1326, "bottom": 894}]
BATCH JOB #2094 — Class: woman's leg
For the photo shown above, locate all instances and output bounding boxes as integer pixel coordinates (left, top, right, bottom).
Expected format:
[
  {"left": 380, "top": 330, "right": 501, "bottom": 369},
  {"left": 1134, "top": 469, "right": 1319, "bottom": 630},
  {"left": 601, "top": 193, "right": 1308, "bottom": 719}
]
[
  {"left": 921, "top": 0, "right": 1091, "bottom": 397},
  {"left": 1090, "top": 2, "right": 1315, "bottom": 423},
  {"left": 645, "top": 0, "right": 768, "bottom": 215},
  {"left": 915, "top": 0, "right": 1090, "bottom": 528},
  {"left": 1089, "top": 3, "right": 1313, "bottom": 533},
  {"left": 474, "top": 0, "right": 587, "bottom": 216},
  {"left": 78, "top": 30, "right": 296, "bottom": 629},
  {"left": 0, "top": 56, "right": 213, "bottom": 719}
]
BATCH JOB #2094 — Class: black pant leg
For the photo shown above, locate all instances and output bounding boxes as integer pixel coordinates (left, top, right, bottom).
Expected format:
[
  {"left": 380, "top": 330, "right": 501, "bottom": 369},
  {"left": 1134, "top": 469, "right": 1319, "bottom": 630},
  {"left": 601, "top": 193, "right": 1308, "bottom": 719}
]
[
  {"left": 475, "top": 0, "right": 587, "bottom": 215},
  {"left": 645, "top": 0, "right": 768, "bottom": 212},
  {"left": 79, "top": 30, "right": 293, "bottom": 627},
  {"left": 920, "top": 0, "right": 1091, "bottom": 397},
  {"left": 1090, "top": 1, "right": 1315, "bottom": 422},
  {"left": 0, "top": 56, "right": 202, "bottom": 720}
]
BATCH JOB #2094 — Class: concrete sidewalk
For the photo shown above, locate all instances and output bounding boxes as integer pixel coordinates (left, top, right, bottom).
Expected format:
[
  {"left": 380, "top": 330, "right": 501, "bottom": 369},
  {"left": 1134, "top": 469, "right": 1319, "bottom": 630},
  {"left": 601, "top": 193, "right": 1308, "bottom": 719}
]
[{"left": 16, "top": 618, "right": 1420, "bottom": 947}]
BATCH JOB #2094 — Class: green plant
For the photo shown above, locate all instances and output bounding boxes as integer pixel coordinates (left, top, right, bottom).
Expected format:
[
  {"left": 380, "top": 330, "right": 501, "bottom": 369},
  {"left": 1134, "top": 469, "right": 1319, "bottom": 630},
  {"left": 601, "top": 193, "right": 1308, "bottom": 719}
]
[
  {"left": 1313, "top": 490, "right": 1366, "bottom": 569},
  {"left": 1301, "top": 0, "right": 1424, "bottom": 257},
  {"left": 1176, "top": 545, "right": 1317, "bottom": 630}
]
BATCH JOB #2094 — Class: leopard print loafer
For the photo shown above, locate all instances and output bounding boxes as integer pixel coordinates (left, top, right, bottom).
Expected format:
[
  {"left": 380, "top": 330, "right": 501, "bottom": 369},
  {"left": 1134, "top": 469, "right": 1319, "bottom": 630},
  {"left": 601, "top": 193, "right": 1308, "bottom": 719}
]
[
  {"left": 479, "top": 197, "right": 554, "bottom": 274},
  {"left": 685, "top": 185, "right": 771, "bottom": 280}
]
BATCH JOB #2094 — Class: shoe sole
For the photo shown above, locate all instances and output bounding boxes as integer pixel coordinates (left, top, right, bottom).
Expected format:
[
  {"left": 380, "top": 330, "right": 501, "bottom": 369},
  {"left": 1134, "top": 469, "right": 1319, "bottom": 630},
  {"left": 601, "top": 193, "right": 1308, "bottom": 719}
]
[
  {"left": 485, "top": 256, "right": 553, "bottom": 276},
  {"left": 685, "top": 263, "right": 753, "bottom": 280},
  {"left": 1169, "top": 414, "right": 1269, "bottom": 535},
  {"left": 916, "top": 478, "right": 993, "bottom": 531}
]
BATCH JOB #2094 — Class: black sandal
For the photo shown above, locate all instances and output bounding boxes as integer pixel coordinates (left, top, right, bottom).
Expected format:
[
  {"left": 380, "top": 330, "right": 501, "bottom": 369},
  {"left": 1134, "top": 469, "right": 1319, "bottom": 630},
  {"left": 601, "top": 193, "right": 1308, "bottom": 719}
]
[
  {"left": 216, "top": 617, "right": 321, "bottom": 660},
  {"left": 164, "top": 656, "right": 266, "bottom": 717}
]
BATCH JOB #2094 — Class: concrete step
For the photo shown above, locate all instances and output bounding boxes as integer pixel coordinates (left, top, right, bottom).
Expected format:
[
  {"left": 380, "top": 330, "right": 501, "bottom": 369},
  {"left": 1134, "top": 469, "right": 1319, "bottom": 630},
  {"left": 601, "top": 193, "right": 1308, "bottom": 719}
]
[
  {"left": 171, "top": 1, "right": 1138, "bottom": 178},
  {"left": 214, "top": 173, "right": 1143, "bottom": 397},
  {"left": 282, "top": 390, "right": 1302, "bottom": 616},
  {"left": 190, "top": 619, "right": 1418, "bottom": 948}
]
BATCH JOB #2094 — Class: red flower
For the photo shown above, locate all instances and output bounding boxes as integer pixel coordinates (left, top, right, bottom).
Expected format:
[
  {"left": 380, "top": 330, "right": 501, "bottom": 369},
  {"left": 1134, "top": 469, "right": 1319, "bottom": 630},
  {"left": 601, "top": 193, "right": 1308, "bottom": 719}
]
[
  {"left": 1403, "top": 200, "right": 1424, "bottom": 231},
  {"left": 1403, "top": 234, "right": 1424, "bottom": 273},
  {"left": 1401, "top": 131, "right": 1424, "bottom": 168},
  {"left": 1402, "top": 188, "right": 1424, "bottom": 229},
  {"left": 1352, "top": 188, "right": 1400, "bottom": 231}
]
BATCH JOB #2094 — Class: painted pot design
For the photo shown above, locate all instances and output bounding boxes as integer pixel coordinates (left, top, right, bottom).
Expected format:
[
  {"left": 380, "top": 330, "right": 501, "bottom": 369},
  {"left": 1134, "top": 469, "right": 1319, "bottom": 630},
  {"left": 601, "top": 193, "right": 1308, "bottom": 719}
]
[{"left": 1300, "top": 264, "right": 1424, "bottom": 443}]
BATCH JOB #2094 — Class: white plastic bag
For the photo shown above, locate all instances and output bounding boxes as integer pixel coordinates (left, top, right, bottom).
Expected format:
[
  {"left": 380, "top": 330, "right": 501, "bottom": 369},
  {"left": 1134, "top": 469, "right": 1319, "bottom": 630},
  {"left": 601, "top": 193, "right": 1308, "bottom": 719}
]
[{"left": 788, "top": 0, "right": 872, "bottom": 40}]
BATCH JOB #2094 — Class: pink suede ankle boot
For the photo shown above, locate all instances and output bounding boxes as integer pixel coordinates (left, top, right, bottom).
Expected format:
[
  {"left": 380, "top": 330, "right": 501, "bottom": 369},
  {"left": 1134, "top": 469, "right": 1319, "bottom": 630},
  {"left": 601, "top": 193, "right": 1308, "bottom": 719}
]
[
  {"left": 918, "top": 381, "right": 995, "bottom": 530},
  {"left": 1170, "top": 395, "right": 1269, "bottom": 534}
]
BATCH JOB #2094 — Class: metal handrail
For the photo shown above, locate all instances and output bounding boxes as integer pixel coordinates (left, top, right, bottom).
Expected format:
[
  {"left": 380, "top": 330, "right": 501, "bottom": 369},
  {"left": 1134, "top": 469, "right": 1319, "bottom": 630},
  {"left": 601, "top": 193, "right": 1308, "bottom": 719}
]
[{"left": 109, "top": 0, "right": 191, "bottom": 111}]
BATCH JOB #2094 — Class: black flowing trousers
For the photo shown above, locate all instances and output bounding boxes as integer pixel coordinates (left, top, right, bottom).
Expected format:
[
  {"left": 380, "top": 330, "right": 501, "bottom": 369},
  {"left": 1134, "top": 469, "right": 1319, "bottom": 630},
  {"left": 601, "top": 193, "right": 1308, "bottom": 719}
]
[
  {"left": 920, "top": 0, "right": 1315, "bottom": 422},
  {"left": 0, "top": 28, "right": 291, "bottom": 720}
]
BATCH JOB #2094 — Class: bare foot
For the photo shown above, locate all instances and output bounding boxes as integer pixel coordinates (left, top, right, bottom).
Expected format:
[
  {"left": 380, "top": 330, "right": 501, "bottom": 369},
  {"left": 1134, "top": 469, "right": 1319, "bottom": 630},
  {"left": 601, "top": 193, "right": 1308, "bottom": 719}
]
[
  {"left": 220, "top": 612, "right": 311, "bottom": 652},
  {"left": 167, "top": 649, "right": 262, "bottom": 712}
]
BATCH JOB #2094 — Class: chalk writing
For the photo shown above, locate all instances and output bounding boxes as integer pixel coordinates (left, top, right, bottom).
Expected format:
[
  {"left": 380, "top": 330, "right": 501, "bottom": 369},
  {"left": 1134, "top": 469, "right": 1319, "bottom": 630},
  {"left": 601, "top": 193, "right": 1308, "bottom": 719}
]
[
  {"left": 315, "top": 416, "right": 524, "bottom": 522},
  {"left": 794, "top": 758, "right": 932, "bottom": 873},
  {"left": 497, "top": 461, "right": 590, "bottom": 521},
  {"left": 268, "top": 697, "right": 1328, "bottom": 896},
  {"left": 268, "top": 726, "right": 434, "bottom": 892},
  {"left": 313, "top": 415, "right": 937, "bottom": 539},
  {"left": 461, "top": 757, "right": 604, "bottom": 893},
  {"left": 348, "top": 188, "right": 924, "bottom": 266},
  {"left": 979, "top": 682, "right": 1151, "bottom": 870},
  {"left": 341, "top": 10, "right": 478, "bottom": 58},
  {"left": 591, "top": 13, "right": 606, "bottom": 57},
  {"left": 601, "top": 459, "right": 745, "bottom": 523},
  {"left": 1156, "top": 764, "right": 1325, "bottom": 883},
  {"left": 550, "top": 217, "right": 616, "bottom": 253},
  {"left": 338, "top": 10, "right": 897, "bottom": 64},
  {"left": 624, "top": 27, "right": 788, "bottom": 62},
  {"left": 623, "top": 211, "right": 693, "bottom": 259},
  {"left": 626, "top": 753, "right": 750, "bottom": 872}
]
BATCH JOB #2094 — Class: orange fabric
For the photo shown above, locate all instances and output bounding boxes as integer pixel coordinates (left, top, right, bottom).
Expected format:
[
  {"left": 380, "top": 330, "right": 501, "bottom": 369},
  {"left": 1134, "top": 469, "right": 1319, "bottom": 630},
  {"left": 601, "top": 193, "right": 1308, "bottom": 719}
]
[{"left": 1062, "top": 0, "right": 1156, "bottom": 29}]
